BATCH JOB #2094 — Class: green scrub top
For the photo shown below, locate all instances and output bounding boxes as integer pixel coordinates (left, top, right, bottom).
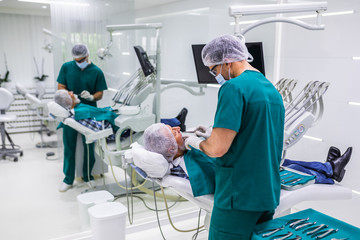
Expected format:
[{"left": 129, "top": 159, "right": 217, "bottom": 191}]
[
  {"left": 57, "top": 61, "right": 107, "bottom": 107},
  {"left": 213, "top": 70, "right": 285, "bottom": 211}
]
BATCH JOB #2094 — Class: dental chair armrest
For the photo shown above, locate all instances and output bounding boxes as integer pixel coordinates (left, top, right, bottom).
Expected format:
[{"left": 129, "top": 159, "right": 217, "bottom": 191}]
[{"left": 85, "top": 128, "right": 113, "bottom": 144}]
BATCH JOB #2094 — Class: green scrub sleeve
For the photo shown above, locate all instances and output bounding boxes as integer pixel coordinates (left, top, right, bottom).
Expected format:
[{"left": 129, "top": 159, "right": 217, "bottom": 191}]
[
  {"left": 95, "top": 70, "right": 107, "bottom": 92},
  {"left": 213, "top": 83, "right": 244, "bottom": 132},
  {"left": 57, "top": 64, "right": 67, "bottom": 85}
]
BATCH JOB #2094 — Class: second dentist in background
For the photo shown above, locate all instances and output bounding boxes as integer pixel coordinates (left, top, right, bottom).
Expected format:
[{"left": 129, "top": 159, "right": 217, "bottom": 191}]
[{"left": 57, "top": 43, "right": 108, "bottom": 192}]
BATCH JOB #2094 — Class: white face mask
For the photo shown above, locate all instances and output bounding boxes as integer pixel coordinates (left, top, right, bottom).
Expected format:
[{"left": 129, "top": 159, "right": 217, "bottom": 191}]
[
  {"left": 76, "top": 61, "right": 88, "bottom": 69},
  {"left": 215, "top": 64, "right": 226, "bottom": 85},
  {"left": 73, "top": 94, "right": 81, "bottom": 104}
]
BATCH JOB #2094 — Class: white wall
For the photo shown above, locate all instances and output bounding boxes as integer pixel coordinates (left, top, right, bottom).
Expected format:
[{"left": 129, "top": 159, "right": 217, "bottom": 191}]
[
  {"left": 135, "top": 0, "right": 277, "bottom": 128},
  {"left": 279, "top": 0, "right": 360, "bottom": 191},
  {"left": 0, "top": 13, "right": 53, "bottom": 90}
]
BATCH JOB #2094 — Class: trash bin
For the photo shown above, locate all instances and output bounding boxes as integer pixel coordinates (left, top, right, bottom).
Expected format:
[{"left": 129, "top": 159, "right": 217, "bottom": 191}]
[
  {"left": 88, "top": 202, "right": 128, "bottom": 240},
  {"left": 77, "top": 190, "right": 114, "bottom": 230}
]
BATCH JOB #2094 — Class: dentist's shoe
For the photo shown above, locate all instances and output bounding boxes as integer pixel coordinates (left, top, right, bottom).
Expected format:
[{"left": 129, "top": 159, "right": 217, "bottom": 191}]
[
  {"left": 87, "top": 180, "right": 96, "bottom": 188},
  {"left": 59, "top": 182, "right": 73, "bottom": 192}
]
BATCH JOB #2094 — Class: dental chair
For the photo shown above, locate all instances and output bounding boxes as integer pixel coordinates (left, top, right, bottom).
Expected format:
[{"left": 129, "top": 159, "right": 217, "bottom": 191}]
[
  {"left": 47, "top": 102, "right": 109, "bottom": 179},
  {"left": 0, "top": 88, "right": 23, "bottom": 161},
  {"left": 47, "top": 98, "right": 353, "bottom": 233},
  {"left": 16, "top": 84, "right": 57, "bottom": 148}
]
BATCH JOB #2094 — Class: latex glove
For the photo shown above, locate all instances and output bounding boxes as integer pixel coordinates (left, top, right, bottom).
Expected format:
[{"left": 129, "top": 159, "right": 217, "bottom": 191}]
[
  {"left": 195, "top": 125, "right": 213, "bottom": 139},
  {"left": 184, "top": 136, "right": 203, "bottom": 150},
  {"left": 80, "top": 90, "right": 94, "bottom": 101}
]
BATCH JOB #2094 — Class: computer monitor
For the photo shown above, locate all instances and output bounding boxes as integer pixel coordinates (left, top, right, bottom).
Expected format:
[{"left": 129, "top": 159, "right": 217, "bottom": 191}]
[
  {"left": 134, "top": 45, "right": 155, "bottom": 77},
  {"left": 192, "top": 42, "right": 266, "bottom": 84}
]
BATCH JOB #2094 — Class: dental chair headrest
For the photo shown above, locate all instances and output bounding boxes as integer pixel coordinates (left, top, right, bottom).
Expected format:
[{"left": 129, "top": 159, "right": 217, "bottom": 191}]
[
  {"left": 127, "top": 142, "right": 170, "bottom": 178},
  {"left": 47, "top": 101, "right": 70, "bottom": 119},
  {"left": 15, "top": 84, "right": 28, "bottom": 96},
  {"left": 0, "top": 88, "right": 14, "bottom": 110}
]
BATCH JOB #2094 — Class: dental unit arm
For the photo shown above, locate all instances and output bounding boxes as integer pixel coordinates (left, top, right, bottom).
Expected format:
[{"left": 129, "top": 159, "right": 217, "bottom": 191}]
[{"left": 283, "top": 81, "right": 329, "bottom": 150}]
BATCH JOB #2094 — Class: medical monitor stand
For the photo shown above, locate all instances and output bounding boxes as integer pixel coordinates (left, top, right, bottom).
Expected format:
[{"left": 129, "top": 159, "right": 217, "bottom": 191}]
[{"left": 192, "top": 42, "right": 266, "bottom": 84}]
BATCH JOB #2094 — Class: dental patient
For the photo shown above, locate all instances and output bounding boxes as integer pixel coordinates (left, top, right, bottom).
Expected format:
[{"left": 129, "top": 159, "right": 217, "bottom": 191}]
[
  {"left": 54, "top": 89, "right": 118, "bottom": 136},
  {"left": 143, "top": 123, "right": 353, "bottom": 187},
  {"left": 54, "top": 89, "right": 119, "bottom": 191},
  {"left": 143, "top": 123, "right": 216, "bottom": 197}
]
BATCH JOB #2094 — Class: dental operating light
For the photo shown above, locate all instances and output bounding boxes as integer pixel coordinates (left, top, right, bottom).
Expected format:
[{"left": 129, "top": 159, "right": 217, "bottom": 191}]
[
  {"left": 229, "top": 2, "right": 327, "bottom": 16},
  {"left": 230, "top": 2, "right": 328, "bottom": 36}
]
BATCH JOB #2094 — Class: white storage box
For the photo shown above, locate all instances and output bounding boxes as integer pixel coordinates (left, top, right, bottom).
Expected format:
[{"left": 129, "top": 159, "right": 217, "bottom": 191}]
[
  {"left": 88, "top": 202, "right": 128, "bottom": 240},
  {"left": 77, "top": 190, "right": 114, "bottom": 229}
]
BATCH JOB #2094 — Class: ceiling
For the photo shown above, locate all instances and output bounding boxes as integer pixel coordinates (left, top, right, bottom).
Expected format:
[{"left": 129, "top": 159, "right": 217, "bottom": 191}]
[{"left": 0, "top": 0, "right": 182, "bottom": 16}]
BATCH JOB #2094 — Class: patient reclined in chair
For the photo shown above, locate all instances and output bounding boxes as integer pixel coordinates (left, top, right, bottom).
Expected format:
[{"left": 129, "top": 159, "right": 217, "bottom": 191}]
[{"left": 131, "top": 123, "right": 352, "bottom": 219}]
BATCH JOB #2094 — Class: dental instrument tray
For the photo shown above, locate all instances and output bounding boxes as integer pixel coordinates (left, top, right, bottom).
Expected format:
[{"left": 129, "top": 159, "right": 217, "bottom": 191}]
[
  {"left": 252, "top": 208, "right": 360, "bottom": 240},
  {"left": 280, "top": 167, "right": 315, "bottom": 191}
]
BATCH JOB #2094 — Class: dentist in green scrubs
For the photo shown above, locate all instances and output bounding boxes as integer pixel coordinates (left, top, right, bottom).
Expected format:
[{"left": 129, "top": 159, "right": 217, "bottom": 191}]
[
  {"left": 185, "top": 35, "right": 285, "bottom": 239},
  {"left": 57, "top": 43, "right": 107, "bottom": 192}
]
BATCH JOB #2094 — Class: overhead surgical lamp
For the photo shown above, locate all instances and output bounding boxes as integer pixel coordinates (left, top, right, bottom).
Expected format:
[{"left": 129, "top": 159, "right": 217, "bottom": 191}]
[{"left": 229, "top": 1, "right": 328, "bottom": 36}]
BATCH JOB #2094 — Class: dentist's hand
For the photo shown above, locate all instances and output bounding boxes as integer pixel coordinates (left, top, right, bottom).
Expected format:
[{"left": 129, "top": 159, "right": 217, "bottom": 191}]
[
  {"left": 195, "top": 125, "right": 212, "bottom": 139},
  {"left": 80, "top": 90, "right": 94, "bottom": 101},
  {"left": 184, "top": 136, "right": 203, "bottom": 151}
]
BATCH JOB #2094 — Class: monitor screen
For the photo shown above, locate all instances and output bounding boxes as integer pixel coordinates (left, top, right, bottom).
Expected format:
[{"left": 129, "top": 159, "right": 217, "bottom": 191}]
[{"left": 192, "top": 42, "right": 266, "bottom": 84}]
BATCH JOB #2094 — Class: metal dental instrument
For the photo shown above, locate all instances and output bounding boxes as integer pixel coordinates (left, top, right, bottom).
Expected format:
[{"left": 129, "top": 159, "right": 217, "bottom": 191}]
[
  {"left": 289, "top": 218, "right": 310, "bottom": 228},
  {"left": 281, "top": 174, "right": 295, "bottom": 180},
  {"left": 295, "top": 221, "right": 316, "bottom": 230},
  {"left": 271, "top": 231, "right": 293, "bottom": 240},
  {"left": 284, "top": 177, "right": 303, "bottom": 185},
  {"left": 331, "top": 238, "right": 349, "bottom": 240},
  {"left": 286, "top": 218, "right": 303, "bottom": 226},
  {"left": 311, "top": 228, "right": 338, "bottom": 239},
  {"left": 280, "top": 172, "right": 290, "bottom": 176},
  {"left": 257, "top": 225, "right": 285, "bottom": 237},
  {"left": 315, "top": 229, "right": 339, "bottom": 239},
  {"left": 303, "top": 224, "right": 328, "bottom": 235}
]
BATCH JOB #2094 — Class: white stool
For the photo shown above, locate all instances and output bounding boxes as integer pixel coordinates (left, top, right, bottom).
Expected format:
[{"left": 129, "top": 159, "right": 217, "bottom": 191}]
[
  {"left": 77, "top": 190, "right": 114, "bottom": 230},
  {"left": 89, "top": 202, "right": 128, "bottom": 240}
]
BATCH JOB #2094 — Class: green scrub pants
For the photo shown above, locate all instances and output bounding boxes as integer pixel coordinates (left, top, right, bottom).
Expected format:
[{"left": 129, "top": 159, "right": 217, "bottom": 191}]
[
  {"left": 208, "top": 206, "right": 274, "bottom": 240},
  {"left": 62, "top": 125, "right": 95, "bottom": 185}
]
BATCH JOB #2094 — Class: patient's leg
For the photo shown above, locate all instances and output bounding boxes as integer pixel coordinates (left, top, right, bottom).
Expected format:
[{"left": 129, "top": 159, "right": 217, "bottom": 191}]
[{"left": 282, "top": 159, "right": 334, "bottom": 184}]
